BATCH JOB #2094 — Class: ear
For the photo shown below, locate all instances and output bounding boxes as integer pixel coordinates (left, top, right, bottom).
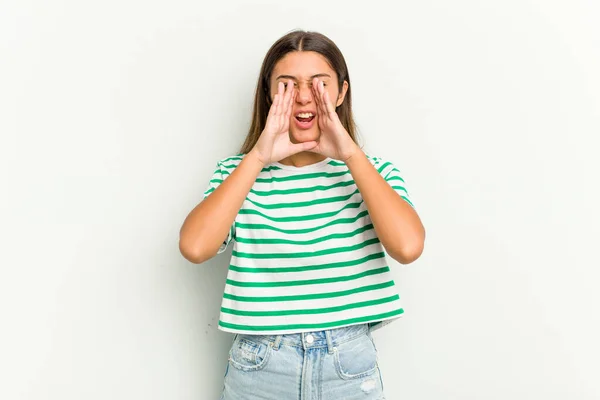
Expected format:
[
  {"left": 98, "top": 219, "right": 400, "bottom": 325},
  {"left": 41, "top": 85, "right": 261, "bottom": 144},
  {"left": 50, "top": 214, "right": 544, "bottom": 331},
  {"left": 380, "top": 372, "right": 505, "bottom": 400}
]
[{"left": 336, "top": 80, "right": 349, "bottom": 107}]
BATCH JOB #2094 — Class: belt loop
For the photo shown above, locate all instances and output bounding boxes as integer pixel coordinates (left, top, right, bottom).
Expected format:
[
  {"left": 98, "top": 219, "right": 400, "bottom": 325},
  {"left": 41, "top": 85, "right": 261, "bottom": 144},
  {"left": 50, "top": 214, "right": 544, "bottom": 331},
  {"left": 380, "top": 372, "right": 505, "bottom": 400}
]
[
  {"left": 325, "top": 329, "right": 334, "bottom": 354},
  {"left": 273, "top": 334, "right": 283, "bottom": 351}
]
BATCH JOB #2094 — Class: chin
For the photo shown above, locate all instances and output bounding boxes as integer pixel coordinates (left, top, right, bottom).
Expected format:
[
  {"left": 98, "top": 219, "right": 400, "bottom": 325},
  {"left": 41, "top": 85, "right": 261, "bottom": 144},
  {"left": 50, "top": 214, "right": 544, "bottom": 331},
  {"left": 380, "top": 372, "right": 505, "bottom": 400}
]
[{"left": 290, "top": 128, "right": 321, "bottom": 144}]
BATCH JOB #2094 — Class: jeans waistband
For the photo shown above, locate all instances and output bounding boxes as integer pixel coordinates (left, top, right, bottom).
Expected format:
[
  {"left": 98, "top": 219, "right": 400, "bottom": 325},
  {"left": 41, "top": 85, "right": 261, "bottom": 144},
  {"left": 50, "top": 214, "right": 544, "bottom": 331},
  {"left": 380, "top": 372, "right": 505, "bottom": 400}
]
[{"left": 236, "top": 323, "right": 370, "bottom": 354}]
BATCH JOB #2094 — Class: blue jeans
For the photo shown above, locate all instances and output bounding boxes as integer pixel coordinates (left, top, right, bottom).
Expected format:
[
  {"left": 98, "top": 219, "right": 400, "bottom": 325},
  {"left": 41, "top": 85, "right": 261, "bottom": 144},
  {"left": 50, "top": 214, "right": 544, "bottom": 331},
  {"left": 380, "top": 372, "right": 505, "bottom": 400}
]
[{"left": 219, "top": 323, "right": 386, "bottom": 399}]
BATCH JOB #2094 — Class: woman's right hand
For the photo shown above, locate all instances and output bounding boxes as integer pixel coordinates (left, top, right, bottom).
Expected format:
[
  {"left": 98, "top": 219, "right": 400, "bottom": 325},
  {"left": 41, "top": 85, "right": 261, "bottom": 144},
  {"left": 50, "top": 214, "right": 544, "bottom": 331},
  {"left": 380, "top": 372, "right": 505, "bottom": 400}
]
[{"left": 251, "top": 80, "right": 318, "bottom": 165}]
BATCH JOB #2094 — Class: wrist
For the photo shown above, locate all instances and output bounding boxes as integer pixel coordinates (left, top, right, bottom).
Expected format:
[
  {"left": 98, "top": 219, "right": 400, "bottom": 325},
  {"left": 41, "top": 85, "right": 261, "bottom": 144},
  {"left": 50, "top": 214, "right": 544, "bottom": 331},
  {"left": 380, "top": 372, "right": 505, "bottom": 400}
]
[
  {"left": 342, "top": 143, "right": 363, "bottom": 164},
  {"left": 247, "top": 148, "right": 268, "bottom": 170}
]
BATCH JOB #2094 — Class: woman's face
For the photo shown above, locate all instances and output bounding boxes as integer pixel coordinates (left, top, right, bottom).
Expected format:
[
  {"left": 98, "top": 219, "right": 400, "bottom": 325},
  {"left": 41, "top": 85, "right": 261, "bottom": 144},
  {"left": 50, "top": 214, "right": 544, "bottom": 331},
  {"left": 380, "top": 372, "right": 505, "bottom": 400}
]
[{"left": 269, "top": 51, "right": 348, "bottom": 144}]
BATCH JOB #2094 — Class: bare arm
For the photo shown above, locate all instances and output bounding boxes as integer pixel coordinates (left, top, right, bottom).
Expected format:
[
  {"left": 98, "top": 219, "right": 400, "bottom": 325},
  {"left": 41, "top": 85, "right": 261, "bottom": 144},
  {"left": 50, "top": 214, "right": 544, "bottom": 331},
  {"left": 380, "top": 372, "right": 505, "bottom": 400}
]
[
  {"left": 179, "top": 80, "right": 317, "bottom": 264},
  {"left": 309, "top": 78, "right": 425, "bottom": 264},
  {"left": 346, "top": 150, "right": 425, "bottom": 264},
  {"left": 179, "top": 152, "right": 265, "bottom": 263}
]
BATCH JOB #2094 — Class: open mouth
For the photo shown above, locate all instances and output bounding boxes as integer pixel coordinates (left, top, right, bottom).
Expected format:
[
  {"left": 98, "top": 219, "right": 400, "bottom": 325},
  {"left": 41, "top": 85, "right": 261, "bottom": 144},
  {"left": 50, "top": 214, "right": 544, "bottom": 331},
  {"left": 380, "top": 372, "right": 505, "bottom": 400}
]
[{"left": 295, "top": 112, "right": 315, "bottom": 123}]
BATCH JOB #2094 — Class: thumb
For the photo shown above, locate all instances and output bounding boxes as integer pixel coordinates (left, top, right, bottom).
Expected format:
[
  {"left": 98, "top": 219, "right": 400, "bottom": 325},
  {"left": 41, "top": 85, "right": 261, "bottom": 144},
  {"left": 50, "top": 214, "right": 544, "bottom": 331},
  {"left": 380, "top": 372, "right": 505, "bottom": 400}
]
[{"left": 290, "top": 141, "right": 318, "bottom": 154}]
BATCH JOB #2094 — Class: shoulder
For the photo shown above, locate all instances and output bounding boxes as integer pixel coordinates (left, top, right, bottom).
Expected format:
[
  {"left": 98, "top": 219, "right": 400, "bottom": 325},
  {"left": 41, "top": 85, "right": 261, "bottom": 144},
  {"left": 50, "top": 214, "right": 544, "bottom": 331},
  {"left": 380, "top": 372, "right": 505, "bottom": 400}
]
[
  {"left": 214, "top": 153, "right": 246, "bottom": 173},
  {"left": 364, "top": 153, "right": 398, "bottom": 174},
  {"left": 364, "top": 153, "right": 382, "bottom": 166}
]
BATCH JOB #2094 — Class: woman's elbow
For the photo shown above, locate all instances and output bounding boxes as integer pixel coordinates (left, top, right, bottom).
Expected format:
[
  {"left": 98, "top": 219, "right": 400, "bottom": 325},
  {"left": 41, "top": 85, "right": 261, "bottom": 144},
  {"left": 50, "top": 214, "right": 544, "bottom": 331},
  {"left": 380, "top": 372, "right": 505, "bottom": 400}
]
[
  {"left": 388, "top": 235, "right": 425, "bottom": 265},
  {"left": 178, "top": 238, "right": 215, "bottom": 264}
]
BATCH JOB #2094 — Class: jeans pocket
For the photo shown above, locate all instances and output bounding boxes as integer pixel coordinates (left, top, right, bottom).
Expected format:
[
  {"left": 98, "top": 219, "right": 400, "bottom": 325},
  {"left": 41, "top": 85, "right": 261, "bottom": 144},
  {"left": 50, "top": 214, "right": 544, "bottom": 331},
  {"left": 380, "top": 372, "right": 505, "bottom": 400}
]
[
  {"left": 333, "top": 333, "right": 378, "bottom": 380},
  {"left": 228, "top": 335, "right": 273, "bottom": 372}
]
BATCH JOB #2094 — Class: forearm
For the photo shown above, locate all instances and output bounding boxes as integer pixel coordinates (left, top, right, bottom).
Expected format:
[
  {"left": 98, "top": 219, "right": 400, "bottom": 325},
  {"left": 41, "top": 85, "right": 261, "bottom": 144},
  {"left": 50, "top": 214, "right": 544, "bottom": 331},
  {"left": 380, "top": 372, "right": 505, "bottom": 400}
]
[
  {"left": 179, "top": 150, "right": 265, "bottom": 263},
  {"left": 346, "top": 149, "right": 425, "bottom": 264}
]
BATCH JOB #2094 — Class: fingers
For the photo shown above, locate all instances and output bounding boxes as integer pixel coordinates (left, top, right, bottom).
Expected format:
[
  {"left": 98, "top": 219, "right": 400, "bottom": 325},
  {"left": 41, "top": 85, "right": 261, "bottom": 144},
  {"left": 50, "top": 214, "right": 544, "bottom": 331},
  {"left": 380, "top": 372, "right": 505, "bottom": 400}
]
[
  {"left": 283, "top": 79, "right": 295, "bottom": 118},
  {"left": 273, "top": 80, "right": 294, "bottom": 118},
  {"left": 311, "top": 78, "right": 322, "bottom": 118},
  {"left": 285, "top": 91, "right": 296, "bottom": 120},
  {"left": 322, "top": 85, "right": 336, "bottom": 114},
  {"left": 317, "top": 79, "right": 335, "bottom": 115},
  {"left": 268, "top": 82, "right": 284, "bottom": 117},
  {"left": 268, "top": 93, "right": 279, "bottom": 118},
  {"left": 276, "top": 81, "right": 285, "bottom": 116},
  {"left": 291, "top": 141, "right": 318, "bottom": 155},
  {"left": 312, "top": 77, "right": 329, "bottom": 118},
  {"left": 278, "top": 80, "right": 285, "bottom": 97}
]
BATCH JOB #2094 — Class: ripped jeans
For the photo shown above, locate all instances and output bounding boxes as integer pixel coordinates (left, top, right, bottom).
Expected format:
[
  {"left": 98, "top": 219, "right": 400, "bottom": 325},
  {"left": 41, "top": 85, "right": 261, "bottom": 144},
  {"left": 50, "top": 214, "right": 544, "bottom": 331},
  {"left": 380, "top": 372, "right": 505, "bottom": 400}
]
[{"left": 219, "top": 323, "right": 386, "bottom": 400}]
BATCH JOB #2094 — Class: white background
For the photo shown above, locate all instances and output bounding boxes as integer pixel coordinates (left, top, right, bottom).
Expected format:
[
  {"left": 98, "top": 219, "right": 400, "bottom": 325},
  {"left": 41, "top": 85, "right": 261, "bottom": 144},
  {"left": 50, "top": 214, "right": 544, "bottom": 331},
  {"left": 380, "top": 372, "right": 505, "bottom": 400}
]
[{"left": 1, "top": 0, "right": 599, "bottom": 399}]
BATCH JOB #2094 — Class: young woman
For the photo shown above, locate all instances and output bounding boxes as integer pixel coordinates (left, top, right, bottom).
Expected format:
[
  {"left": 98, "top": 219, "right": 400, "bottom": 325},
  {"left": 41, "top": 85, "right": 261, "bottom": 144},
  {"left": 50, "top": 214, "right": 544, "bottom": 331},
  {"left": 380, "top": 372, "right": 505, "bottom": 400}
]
[{"left": 179, "top": 30, "right": 425, "bottom": 400}]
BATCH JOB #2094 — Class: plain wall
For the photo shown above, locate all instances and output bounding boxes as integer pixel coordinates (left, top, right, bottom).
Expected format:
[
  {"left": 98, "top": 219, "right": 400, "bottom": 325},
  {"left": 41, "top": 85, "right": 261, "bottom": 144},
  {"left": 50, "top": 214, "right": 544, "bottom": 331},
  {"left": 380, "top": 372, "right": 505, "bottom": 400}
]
[{"left": 1, "top": 0, "right": 599, "bottom": 399}]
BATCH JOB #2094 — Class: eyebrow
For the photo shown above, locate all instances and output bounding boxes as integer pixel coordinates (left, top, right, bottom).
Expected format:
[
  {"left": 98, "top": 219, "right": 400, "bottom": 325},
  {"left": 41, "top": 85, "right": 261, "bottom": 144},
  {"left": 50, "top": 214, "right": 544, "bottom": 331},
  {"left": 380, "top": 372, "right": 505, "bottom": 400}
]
[{"left": 275, "top": 73, "right": 332, "bottom": 81}]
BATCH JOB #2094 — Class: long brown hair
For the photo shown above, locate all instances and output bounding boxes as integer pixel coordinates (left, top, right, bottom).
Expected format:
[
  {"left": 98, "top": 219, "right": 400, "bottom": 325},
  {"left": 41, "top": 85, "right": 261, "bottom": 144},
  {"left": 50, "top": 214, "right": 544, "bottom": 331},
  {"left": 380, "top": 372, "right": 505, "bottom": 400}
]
[{"left": 239, "top": 30, "right": 359, "bottom": 154}]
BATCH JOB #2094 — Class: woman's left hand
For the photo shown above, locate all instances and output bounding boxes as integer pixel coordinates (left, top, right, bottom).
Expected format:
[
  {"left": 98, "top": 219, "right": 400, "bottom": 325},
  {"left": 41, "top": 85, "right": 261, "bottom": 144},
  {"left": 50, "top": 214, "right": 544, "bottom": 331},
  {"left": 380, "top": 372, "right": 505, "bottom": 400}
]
[{"left": 310, "top": 78, "right": 360, "bottom": 162}]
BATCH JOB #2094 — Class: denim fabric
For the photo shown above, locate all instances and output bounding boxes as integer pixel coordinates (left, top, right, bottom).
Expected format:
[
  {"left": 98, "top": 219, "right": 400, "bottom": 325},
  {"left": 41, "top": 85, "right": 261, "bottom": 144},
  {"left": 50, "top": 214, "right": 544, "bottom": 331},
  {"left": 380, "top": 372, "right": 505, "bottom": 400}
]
[{"left": 219, "top": 323, "right": 386, "bottom": 400}]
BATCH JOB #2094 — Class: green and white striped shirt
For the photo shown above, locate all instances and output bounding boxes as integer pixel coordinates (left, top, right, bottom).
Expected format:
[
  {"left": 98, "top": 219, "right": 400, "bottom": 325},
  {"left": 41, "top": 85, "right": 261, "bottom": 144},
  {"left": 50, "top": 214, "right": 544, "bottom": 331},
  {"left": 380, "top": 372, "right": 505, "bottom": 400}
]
[{"left": 203, "top": 153, "right": 415, "bottom": 335}]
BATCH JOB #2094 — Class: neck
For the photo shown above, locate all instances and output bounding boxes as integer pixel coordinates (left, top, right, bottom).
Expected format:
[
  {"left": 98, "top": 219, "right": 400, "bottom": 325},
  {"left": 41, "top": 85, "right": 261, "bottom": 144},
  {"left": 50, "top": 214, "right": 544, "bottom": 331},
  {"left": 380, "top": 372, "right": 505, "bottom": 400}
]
[{"left": 278, "top": 152, "right": 326, "bottom": 167}]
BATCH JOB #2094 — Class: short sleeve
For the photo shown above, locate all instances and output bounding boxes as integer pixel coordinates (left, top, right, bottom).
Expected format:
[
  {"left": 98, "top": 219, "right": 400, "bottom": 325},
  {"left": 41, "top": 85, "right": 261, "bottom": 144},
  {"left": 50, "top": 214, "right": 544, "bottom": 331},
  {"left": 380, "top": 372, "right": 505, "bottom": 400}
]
[
  {"left": 369, "top": 156, "right": 416, "bottom": 208},
  {"left": 202, "top": 161, "right": 236, "bottom": 254}
]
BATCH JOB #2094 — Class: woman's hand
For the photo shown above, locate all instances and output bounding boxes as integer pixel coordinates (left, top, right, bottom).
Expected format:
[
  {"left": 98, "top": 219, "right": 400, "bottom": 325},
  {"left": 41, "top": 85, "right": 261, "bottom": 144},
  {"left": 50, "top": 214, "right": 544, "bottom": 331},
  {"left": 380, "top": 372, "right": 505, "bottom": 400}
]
[
  {"left": 310, "top": 77, "right": 359, "bottom": 162},
  {"left": 251, "top": 80, "right": 318, "bottom": 165}
]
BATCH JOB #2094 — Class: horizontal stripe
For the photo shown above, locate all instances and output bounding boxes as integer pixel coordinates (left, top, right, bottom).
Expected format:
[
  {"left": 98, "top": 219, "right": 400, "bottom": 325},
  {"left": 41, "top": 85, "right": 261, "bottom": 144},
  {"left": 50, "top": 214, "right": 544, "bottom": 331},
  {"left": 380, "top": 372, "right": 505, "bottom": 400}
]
[
  {"left": 237, "top": 201, "right": 362, "bottom": 223},
  {"left": 220, "top": 283, "right": 398, "bottom": 312},
  {"left": 220, "top": 155, "right": 244, "bottom": 164},
  {"left": 226, "top": 266, "right": 390, "bottom": 287},
  {"left": 261, "top": 165, "right": 283, "bottom": 172},
  {"left": 227, "top": 258, "right": 386, "bottom": 285},
  {"left": 235, "top": 210, "right": 370, "bottom": 234},
  {"left": 204, "top": 153, "right": 410, "bottom": 334},
  {"left": 232, "top": 237, "right": 380, "bottom": 259},
  {"left": 386, "top": 175, "right": 405, "bottom": 184},
  {"left": 229, "top": 249, "right": 388, "bottom": 283},
  {"left": 235, "top": 223, "right": 373, "bottom": 245},
  {"left": 328, "top": 160, "right": 346, "bottom": 167},
  {"left": 220, "top": 164, "right": 283, "bottom": 177},
  {"left": 223, "top": 280, "right": 395, "bottom": 302},
  {"left": 249, "top": 179, "right": 355, "bottom": 196},
  {"left": 221, "top": 295, "right": 399, "bottom": 316},
  {"left": 219, "top": 296, "right": 403, "bottom": 328},
  {"left": 377, "top": 161, "right": 393, "bottom": 174},
  {"left": 229, "top": 251, "right": 385, "bottom": 273},
  {"left": 245, "top": 189, "right": 360, "bottom": 210},
  {"left": 234, "top": 215, "right": 372, "bottom": 244},
  {"left": 221, "top": 163, "right": 240, "bottom": 169},
  {"left": 255, "top": 170, "right": 350, "bottom": 184},
  {"left": 218, "top": 309, "right": 404, "bottom": 331}
]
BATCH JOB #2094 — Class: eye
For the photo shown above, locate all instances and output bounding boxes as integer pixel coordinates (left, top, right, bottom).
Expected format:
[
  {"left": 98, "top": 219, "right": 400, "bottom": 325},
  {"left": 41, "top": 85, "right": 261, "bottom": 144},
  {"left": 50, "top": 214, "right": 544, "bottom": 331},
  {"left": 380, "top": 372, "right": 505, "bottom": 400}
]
[{"left": 283, "top": 82, "right": 298, "bottom": 88}]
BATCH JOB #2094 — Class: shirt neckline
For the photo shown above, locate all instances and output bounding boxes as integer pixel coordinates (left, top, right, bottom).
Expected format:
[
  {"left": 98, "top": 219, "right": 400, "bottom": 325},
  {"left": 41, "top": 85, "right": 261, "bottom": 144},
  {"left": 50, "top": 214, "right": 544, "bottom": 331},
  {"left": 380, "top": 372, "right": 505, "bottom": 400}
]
[{"left": 272, "top": 157, "right": 333, "bottom": 171}]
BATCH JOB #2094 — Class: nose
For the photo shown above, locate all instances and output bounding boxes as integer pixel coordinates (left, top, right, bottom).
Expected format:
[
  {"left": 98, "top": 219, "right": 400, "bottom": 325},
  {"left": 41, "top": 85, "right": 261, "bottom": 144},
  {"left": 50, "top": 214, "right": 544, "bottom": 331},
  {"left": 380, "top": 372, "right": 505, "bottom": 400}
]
[{"left": 295, "top": 84, "right": 313, "bottom": 105}]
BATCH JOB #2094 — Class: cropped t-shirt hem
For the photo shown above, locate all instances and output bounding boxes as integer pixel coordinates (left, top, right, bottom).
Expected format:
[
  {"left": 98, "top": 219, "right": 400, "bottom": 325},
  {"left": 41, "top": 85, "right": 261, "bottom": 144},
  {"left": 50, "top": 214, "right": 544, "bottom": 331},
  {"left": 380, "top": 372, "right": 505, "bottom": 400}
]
[
  {"left": 203, "top": 152, "right": 415, "bottom": 337},
  {"left": 216, "top": 313, "right": 405, "bottom": 336}
]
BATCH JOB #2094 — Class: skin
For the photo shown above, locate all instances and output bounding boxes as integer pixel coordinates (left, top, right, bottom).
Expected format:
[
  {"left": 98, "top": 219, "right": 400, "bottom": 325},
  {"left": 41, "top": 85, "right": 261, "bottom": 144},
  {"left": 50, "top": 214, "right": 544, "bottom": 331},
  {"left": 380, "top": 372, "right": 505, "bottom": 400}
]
[
  {"left": 267, "top": 51, "right": 349, "bottom": 166},
  {"left": 179, "top": 51, "right": 425, "bottom": 264}
]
